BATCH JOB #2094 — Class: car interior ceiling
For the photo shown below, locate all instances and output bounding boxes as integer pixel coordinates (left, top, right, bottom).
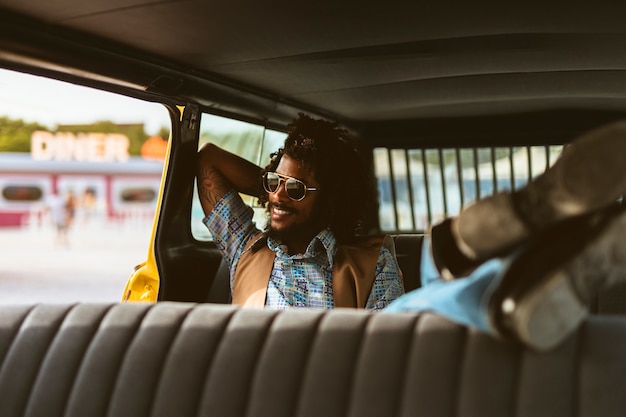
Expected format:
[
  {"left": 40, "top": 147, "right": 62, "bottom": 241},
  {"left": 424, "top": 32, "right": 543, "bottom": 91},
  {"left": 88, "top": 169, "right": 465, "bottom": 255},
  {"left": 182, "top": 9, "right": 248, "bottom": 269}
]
[{"left": 2, "top": 2, "right": 626, "bottom": 148}]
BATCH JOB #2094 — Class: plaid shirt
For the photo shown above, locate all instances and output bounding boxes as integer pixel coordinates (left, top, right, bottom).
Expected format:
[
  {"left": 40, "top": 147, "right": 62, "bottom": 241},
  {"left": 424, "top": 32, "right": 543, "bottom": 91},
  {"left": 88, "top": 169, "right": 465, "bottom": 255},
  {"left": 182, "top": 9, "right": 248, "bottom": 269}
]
[{"left": 204, "top": 190, "right": 404, "bottom": 310}]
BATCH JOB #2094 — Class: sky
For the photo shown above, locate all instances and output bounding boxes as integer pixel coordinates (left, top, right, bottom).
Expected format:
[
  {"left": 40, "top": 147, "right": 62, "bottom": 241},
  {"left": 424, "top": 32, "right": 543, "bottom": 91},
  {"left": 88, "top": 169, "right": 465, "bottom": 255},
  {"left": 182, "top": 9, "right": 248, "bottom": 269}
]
[{"left": 0, "top": 68, "right": 170, "bottom": 135}]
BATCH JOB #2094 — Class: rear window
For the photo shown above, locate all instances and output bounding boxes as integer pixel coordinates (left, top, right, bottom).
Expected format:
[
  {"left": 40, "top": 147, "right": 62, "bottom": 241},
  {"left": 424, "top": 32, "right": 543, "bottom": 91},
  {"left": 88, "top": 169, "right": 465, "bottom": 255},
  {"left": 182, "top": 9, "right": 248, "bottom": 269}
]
[
  {"left": 2, "top": 185, "right": 43, "bottom": 202},
  {"left": 120, "top": 187, "right": 157, "bottom": 203},
  {"left": 375, "top": 145, "right": 564, "bottom": 232}
]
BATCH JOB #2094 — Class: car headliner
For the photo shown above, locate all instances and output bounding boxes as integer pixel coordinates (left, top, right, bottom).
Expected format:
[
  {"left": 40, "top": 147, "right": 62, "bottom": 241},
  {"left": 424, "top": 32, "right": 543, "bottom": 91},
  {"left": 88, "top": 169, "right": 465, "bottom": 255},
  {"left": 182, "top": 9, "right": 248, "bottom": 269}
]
[{"left": 1, "top": 1, "right": 626, "bottom": 146}]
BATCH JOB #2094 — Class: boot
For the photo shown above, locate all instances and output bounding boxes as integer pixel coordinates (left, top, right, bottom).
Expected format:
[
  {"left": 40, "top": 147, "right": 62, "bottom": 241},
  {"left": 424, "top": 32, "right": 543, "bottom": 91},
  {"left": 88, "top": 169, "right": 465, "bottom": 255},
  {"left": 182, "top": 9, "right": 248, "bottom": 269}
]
[
  {"left": 488, "top": 203, "right": 626, "bottom": 351},
  {"left": 453, "top": 120, "right": 626, "bottom": 263}
]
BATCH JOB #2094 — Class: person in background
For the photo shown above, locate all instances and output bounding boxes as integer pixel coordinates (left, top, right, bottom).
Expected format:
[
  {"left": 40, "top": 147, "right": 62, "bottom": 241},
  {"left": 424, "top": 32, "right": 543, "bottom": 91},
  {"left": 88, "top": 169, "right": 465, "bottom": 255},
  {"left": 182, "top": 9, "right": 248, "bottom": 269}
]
[
  {"left": 81, "top": 187, "right": 97, "bottom": 225},
  {"left": 196, "top": 113, "right": 404, "bottom": 310},
  {"left": 49, "top": 189, "right": 77, "bottom": 247},
  {"left": 385, "top": 120, "right": 626, "bottom": 351}
]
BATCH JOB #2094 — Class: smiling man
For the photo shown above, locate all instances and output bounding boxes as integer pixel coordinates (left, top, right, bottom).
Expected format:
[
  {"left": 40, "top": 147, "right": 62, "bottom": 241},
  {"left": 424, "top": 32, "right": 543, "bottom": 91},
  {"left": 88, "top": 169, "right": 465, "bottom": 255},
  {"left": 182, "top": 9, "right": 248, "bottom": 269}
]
[{"left": 197, "top": 113, "right": 404, "bottom": 310}]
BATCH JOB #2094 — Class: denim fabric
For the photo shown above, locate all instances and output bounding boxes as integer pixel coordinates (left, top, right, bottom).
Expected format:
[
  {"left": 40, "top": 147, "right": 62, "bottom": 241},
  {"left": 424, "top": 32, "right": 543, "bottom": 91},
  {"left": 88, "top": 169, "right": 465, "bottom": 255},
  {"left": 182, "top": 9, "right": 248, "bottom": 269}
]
[{"left": 384, "top": 237, "right": 508, "bottom": 334}]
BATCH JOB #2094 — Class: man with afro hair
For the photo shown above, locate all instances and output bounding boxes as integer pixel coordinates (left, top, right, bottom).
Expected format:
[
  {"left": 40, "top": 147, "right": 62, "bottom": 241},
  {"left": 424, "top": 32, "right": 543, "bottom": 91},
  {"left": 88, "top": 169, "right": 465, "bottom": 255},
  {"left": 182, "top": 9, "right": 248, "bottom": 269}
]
[{"left": 197, "top": 113, "right": 404, "bottom": 310}]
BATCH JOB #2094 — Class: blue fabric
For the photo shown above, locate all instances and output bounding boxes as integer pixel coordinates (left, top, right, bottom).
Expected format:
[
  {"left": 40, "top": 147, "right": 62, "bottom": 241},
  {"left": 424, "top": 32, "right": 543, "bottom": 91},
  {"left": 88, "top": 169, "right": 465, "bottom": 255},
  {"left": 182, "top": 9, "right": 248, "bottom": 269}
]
[{"left": 384, "top": 236, "right": 508, "bottom": 334}]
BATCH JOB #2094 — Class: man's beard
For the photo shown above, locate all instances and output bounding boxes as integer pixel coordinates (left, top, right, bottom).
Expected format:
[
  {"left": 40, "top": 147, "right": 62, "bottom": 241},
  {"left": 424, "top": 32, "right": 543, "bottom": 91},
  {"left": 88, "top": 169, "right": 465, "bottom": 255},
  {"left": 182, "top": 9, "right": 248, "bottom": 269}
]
[{"left": 264, "top": 203, "right": 326, "bottom": 244}]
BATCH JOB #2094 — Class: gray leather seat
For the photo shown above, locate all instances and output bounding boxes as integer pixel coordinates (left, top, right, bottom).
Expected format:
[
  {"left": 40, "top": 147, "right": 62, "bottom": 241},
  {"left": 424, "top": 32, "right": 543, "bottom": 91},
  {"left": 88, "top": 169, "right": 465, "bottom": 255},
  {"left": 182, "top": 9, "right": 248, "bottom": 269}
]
[{"left": 0, "top": 302, "right": 625, "bottom": 417}]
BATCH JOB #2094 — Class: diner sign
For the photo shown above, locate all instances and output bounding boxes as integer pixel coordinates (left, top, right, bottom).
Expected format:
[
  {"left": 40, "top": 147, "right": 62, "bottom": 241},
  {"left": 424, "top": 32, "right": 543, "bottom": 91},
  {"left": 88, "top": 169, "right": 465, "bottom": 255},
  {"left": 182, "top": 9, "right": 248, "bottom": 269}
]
[{"left": 31, "top": 131, "right": 130, "bottom": 162}]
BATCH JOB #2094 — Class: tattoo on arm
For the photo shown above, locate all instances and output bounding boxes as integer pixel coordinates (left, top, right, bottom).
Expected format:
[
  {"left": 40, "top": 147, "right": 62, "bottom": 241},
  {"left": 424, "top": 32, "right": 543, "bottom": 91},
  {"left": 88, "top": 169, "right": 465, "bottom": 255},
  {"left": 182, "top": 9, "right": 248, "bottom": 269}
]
[{"left": 198, "top": 166, "right": 230, "bottom": 213}]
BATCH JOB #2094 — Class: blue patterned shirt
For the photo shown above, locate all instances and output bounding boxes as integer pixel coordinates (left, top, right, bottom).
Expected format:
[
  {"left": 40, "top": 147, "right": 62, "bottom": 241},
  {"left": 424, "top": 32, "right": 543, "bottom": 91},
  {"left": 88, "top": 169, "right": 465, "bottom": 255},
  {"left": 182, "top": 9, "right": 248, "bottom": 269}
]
[{"left": 204, "top": 190, "right": 404, "bottom": 310}]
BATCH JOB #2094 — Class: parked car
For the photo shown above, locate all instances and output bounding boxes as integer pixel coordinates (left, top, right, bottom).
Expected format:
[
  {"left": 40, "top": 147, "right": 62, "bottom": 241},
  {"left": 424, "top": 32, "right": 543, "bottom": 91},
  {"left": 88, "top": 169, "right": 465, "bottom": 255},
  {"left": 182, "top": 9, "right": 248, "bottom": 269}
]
[{"left": 0, "top": 2, "right": 625, "bottom": 416}]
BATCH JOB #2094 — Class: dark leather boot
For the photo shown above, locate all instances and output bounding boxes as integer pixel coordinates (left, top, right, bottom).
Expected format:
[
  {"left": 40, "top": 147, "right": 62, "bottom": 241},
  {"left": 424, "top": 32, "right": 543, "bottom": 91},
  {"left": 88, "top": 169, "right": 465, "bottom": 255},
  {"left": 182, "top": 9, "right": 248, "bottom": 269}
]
[
  {"left": 453, "top": 120, "right": 626, "bottom": 263},
  {"left": 488, "top": 203, "right": 626, "bottom": 351}
]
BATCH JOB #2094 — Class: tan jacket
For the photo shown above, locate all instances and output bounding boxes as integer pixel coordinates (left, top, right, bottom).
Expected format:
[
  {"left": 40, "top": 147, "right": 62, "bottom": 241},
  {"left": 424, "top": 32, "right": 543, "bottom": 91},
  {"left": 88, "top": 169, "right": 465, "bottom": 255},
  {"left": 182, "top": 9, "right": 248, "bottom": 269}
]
[{"left": 232, "top": 235, "right": 400, "bottom": 308}]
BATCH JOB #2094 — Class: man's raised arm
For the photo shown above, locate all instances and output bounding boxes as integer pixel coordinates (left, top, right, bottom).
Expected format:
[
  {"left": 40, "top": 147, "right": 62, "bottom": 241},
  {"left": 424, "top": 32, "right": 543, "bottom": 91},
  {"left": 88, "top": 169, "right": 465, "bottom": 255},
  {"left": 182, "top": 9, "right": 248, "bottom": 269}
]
[{"left": 196, "top": 143, "right": 263, "bottom": 216}]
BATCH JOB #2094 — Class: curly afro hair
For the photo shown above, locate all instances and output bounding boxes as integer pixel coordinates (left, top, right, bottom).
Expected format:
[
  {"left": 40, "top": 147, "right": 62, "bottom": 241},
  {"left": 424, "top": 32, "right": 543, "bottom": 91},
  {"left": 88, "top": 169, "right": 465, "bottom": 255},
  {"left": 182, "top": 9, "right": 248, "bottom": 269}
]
[{"left": 257, "top": 113, "right": 377, "bottom": 244}]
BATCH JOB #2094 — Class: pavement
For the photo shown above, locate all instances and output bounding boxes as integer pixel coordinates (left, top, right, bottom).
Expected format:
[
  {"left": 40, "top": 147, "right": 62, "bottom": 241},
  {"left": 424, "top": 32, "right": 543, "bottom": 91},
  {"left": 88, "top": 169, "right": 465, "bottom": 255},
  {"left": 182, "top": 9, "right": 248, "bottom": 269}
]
[{"left": 0, "top": 220, "right": 153, "bottom": 305}]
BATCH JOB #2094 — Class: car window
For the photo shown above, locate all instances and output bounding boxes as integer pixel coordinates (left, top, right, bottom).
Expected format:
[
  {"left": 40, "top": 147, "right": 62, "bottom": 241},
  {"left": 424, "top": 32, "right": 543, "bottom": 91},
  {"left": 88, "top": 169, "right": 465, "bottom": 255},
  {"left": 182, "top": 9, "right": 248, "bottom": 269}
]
[
  {"left": 375, "top": 145, "right": 564, "bottom": 232},
  {"left": 191, "top": 113, "right": 284, "bottom": 241},
  {"left": 0, "top": 68, "right": 170, "bottom": 304}
]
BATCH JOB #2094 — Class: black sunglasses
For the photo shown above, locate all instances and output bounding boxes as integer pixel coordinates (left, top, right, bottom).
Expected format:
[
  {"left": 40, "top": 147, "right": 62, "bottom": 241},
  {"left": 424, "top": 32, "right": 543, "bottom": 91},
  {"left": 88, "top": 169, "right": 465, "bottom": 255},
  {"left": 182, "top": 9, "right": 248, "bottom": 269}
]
[{"left": 262, "top": 172, "right": 318, "bottom": 201}]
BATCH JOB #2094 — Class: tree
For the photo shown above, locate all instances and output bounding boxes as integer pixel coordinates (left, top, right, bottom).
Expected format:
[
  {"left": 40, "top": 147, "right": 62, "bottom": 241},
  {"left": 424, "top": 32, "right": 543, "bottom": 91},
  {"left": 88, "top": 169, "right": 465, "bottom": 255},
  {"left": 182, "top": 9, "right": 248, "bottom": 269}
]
[
  {"left": 0, "top": 116, "right": 168, "bottom": 155},
  {"left": 0, "top": 116, "right": 47, "bottom": 152}
]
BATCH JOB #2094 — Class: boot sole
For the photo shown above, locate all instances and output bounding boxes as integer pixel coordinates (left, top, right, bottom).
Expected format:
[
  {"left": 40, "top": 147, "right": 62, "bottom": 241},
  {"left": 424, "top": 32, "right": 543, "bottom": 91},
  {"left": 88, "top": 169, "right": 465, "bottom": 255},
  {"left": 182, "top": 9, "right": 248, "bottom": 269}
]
[{"left": 507, "top": 270, "right": 588, "bottom": 351}]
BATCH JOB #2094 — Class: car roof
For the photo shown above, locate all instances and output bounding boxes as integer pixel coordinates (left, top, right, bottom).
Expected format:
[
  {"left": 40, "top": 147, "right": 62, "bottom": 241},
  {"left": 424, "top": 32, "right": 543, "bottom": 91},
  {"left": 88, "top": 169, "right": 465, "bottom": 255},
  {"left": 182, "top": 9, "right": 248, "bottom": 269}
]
[{"left": 1, "top": 1, "right": 626, "bottom": 146}]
